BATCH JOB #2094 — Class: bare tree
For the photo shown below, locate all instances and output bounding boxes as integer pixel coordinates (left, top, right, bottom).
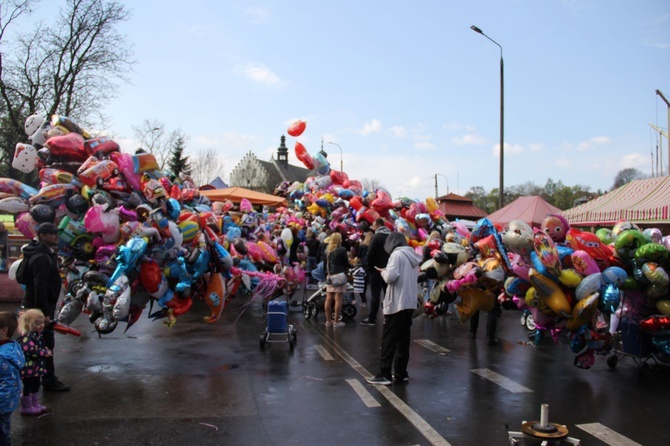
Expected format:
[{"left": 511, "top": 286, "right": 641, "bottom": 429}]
[
  {"left": 361, "top": 178, "right": 383, "bottom": 193},
  {"left": 611, "top": 168, "right": 647, "bottom": 190},
  {"left": 190, "top": 147, "right": 225, "bottom": 187},
  {"left": 0, "top": 0, "right": 133, "bottom": 175}
]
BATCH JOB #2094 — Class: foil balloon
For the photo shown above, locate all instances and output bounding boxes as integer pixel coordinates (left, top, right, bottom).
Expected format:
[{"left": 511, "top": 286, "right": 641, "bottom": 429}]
[
  {"left": 533, "top": 231, "right": 561, "bottom": 278},
  {"left": 641, "top": 262, "right": 669, "bottom": 287},
  {"left": 0, "top": 197, "right": 30, "bottom": 214},
  {"left": 540, "top": 214, "right": 570, "bottom": 243},
  {"left": 599, "top": 283, "right": 621, "bottom": 313},
  {"left": 203, "top": 271, "right": 227, "bottom": 324},
  {"left": 595, "top": 228, "right": 613, "bottom": 245},
  {"left": 575, "top": 272, "right": 602, "bottom": 301},
  {"left": 312, "top": 151, "right": 330, "bottom": 176},
  {"left": 566, "top": 293, "right": 599, "bottom": 332},
  {"left": 503, "top": 220, "right": 534, "bottom": 257},
  {"left": 455, "top": 287, "right": 495, "bottom": 323},
  {"left": 635, "top": 242, "right": 668, "bottom": 264},
  {"left": 528, "top": 271, "right": 571, "bottom": 316},
  {"left": 643, "top": 227, "right": 663, "bottom": 244},
  {"left": 287, "top": 120, "right": 306, "bottom": 137},
  {"left": 570, "top": 250, "right": 600, "bottom": 276},
  {"left": 12, "top": 143, "right": 40, "bottom": 173},
  {"left": 566, "top": 228, "right": 613, "bottom": 261},
  {"left": 240, "top": 198, "right": 253, "bottom": 213}
]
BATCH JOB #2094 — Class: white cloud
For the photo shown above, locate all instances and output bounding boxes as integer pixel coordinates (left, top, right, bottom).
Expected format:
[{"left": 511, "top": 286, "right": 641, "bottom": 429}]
[
  {"left": 414, "top": 141, "right": 436, "bottom": 150},
  {"left": 358, "top": 119, "right": 382, "bottom": 135},
  {"left": 389, "top": 125, "right": 407, "bottom": 138},
  {"left": 555, "top": 157, "right": 572, "bottom": 168},
  {"left": 528, "top": 143, "right": 544, "bottom": 152},
  {"left": 491, "top": 142, "right": 524, "bottom": 158},
  {"left": 443, "top": 122, "right": 476, "bottom": 132},
  {"left": 235, "top": 63, "right": 283, "bottom": 87},
  {"left": 576, "top": 135, "right": 610, "bottom": 151},
  {"left": 452, "top": 134, "right": 487, "bottom": 145},
  {"left": 245, "top": 7, "right": 269, "bottom": 23},
  {"left": 620, "top": 152, "right": 648, "bottom": 169}
]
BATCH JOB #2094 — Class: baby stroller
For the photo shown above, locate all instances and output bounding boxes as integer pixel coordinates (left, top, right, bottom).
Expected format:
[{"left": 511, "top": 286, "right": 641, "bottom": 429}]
[{"left": 302, "top": 261, "right": 357, "bottom": 322}]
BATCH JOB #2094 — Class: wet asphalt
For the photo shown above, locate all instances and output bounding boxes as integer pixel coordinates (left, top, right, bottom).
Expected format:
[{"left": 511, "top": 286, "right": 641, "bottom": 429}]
[{"left": 3, "top": 284, "right": 670, "bottom": 446}]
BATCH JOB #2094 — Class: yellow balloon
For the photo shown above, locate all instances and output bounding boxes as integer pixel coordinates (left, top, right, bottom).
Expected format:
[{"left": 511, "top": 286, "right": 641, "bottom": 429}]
[
  {"left": 529, "top": 272, "right": 571, "bottom": 317},
  {"left": 455, "top": 287, "right": 495, "bottom": 323},
  {"left": 566, "top": 294, "right": 598, "bottom": 332},
  {"left": 558, "top": 268, "right": 583, "bottom": 288},
  {"left": 657, "top": 299, "right": 670, "bottom": 315},
  {"left": 425, "top": 197, "right": 438, "bottom": 213}
]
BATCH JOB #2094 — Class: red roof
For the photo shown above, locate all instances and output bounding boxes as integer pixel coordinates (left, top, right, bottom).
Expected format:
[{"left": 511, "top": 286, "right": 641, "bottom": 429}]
[
  {"left": 487, "top": 196, "right": 562, "bottom": 228},
  {"left": 562, "top": 177, "right": 670, "bottom": 226},
  {"left": 437, "top": 193, "right": 488, "bottom": 220}
]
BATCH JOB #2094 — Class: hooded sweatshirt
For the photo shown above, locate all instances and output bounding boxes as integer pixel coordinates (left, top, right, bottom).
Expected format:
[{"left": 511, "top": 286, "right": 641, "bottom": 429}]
[
  {"left": 21, "top": 239, "right": 62, "bottom": 319},
  {"left": 0, "top": 339, "right": 25, "bottom": 414},
  {"left": 381, "top": 232, "right": 422, "bottom": 315}
]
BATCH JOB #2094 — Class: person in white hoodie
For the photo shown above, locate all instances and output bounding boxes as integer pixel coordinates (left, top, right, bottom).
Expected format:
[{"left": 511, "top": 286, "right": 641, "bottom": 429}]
[{"left": 366, "top": 232, "right": 422, "bottom": 386}]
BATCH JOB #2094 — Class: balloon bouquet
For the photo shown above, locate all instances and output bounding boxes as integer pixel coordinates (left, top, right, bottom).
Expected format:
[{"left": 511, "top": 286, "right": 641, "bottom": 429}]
[{"left": 6, "top": 113, "right": 286, "bottom": 335}]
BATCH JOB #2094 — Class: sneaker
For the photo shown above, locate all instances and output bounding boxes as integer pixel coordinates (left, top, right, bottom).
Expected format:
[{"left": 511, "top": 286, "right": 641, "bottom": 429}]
[
  {"left": 488, "top": 338, "right": 499, "bottom": 346},
  {"left": 42, "top": 379, "right": 70, "bottom": 392},
  {"left": 360, "top": 303, "right": 367, "bottom": 308},
  {"left": 325, "top": 321, "right": 333, "bottom": 327},
  {"left": 332, "top": 321, "right": 345, "bottom": 328},
  {"left": 366, "top": 375, "right": 392, "bottom": 386},
  {"left": 392, "top": 374, "right": 409, "bottom": 383},
  {"left": 359, "top": 318, "right": 376, "bottom": 326}
]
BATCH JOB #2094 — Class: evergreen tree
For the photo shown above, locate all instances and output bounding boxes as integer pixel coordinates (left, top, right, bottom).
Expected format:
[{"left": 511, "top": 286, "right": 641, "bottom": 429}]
[{"left": 167, "top": 135, "right": 191, "bottom": 177}]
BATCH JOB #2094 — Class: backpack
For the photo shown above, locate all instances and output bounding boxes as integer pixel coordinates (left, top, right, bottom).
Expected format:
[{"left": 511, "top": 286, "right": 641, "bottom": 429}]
[{"left": 15, "top": 257, "right": 31, "bottom": 285}]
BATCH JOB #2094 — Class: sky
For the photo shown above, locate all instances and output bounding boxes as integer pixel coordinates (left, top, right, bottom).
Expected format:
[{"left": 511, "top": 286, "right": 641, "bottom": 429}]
[{"left": 19, "top": 0, "right": 670, "bottom": 203}]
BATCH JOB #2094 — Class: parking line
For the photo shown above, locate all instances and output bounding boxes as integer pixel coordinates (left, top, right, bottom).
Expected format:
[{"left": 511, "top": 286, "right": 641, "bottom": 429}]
[
  {"left": 346, "top": 379, "right": 381, "bottom": 408},
  {"left": 414, "top": 338, "right": 450, "bottom": 355},
  {"left": 314, "top": 344, "right": 334, "bottom": 360},
  {"left": 470, "top": 369, "right": 533, "bottom": 393},
  {"left": 576, "top": 422, "right": 643, "bottom": 446},
  {"left": 321, "top": 335, "right": 452, "bottom": 446}
]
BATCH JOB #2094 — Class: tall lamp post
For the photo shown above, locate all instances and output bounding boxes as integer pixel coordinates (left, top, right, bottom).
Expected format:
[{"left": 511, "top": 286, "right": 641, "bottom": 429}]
[
  {"left": 434, "top": 173, "right": 449, "bottom": 198},
  {"left": 325, "top": 141, "right": 344, "bottom": 172},
  {"left": 471, "top": 25, "right": 504, "bottom": 209}
]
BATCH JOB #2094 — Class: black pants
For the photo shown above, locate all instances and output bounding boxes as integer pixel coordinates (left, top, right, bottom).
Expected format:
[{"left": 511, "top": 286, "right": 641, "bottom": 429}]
[
  {"left": 469, "top": 300, "right": 501, "bottom": 340},
  {"left": 367, "top": 271, "right": 387, "bottom": 323},
  {"left": 23, "top": 377, "right": 41, "bottom": 396},
  {"left": 379, "top": 309, "right": 414, "bottom": 379},
  {"left": 42, "top": 327, "right": 56, "bottom": 384}
]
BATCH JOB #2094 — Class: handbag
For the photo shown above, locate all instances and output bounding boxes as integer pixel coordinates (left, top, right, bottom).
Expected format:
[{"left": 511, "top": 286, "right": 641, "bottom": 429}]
[
  {"left": 327, "top": 252, "right": 348, "bottom": 286},
  {"left": 328, "top": 272, "right": 348, "bottom": 286}
]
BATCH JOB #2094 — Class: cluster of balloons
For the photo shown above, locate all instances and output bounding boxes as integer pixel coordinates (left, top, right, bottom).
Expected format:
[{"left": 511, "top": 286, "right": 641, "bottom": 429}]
[
  {"left": 6, "top": 113, "right": 286, "bottom": 335},
  {"left": 277, "top": 120, "right": 453, "bottom": 246},
  {"left": 422, "top": 211, "right": 670, "bottom": 369}
]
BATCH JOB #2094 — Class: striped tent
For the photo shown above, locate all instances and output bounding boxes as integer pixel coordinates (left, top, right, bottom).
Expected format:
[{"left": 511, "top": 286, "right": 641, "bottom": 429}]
[{"left": 561, "top": 176, "right": 670, "bottom": 227}]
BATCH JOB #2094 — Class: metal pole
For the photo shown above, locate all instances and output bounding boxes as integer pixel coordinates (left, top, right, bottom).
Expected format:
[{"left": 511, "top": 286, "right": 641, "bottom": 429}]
[
  {"left": 656, "top": 90, "right": 670, "bottom": 176},
  {"left": 471, "top": 25, "right": 504, "bottom": 208},
  {"left": 326, "top": 141, "right": 343, "bottom": 172}
]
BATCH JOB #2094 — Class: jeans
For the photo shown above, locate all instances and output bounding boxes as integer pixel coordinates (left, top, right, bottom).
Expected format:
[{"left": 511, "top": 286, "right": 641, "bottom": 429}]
[
  {"left": 306, "top": 257, "right": 318, "bottom": 282},
  {"left": 0, "top": 411, "right": 11, "bottom": 446},
  {"left": 379, "top": 309, "right": 414, "bottom": 379},
  {"left": 367, "top": 271, "right": 387, "bottom": 323}
]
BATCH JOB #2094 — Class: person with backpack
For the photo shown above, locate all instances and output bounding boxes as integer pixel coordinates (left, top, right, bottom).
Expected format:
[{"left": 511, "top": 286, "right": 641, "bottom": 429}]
[{"left": 18, "top": 222, "right": 69, "bottom": 392}]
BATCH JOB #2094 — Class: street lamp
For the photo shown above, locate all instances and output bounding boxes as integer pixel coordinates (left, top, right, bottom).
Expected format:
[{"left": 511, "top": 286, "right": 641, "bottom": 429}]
[
  {"left": 324, "top": 140, "right": 344, "bottom": 172},
  {"left": 471, "top": 25, "right": 504, "bottom": 209},
  {"left": 434, "top": 173, "right": 449, "bottom": 198}
]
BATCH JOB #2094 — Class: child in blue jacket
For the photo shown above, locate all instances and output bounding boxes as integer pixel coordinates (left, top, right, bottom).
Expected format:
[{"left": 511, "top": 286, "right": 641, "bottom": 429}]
[{"left": 0, "top": 311, "right": 26, "bottom": 446}]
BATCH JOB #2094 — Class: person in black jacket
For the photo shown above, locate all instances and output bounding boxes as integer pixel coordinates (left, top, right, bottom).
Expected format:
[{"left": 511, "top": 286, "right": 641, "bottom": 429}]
[
  {"left": 20, "top": 223, "right": 69, "bottom": 391},
  {"left": 325, "top": 233, "right": 351, "bottom": 328},
  {"left": 360, "top": 218, "right": 391, "bottom": 326}
]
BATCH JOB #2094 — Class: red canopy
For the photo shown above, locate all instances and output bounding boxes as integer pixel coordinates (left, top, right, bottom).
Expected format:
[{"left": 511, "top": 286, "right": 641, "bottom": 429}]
[{"left": 487, "top": 196, "right": 562, "bottom": 228}]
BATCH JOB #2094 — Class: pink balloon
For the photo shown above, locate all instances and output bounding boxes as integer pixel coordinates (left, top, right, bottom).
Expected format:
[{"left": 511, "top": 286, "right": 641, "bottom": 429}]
[
  {"left": 15, "top": 212, "right": 37, "bottom": 239},
  {"left": 240, "top": 198, "right": 253, "bottom": 213}
]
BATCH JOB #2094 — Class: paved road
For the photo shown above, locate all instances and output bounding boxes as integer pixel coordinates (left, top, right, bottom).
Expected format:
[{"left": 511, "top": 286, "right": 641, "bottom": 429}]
[{"left": 4, "top": 287, "right": 669, "bottom": 446}]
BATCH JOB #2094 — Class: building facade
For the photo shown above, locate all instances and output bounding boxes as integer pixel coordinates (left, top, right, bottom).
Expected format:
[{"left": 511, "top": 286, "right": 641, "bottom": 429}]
[{"left": 229, "top": 136, "right": 313, "bottom": 194}]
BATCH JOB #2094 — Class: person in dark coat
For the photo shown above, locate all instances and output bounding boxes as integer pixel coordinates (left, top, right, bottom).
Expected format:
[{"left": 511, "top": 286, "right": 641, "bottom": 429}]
[
  {"left": 360, "top": 218, "right": 391, "bottom": 326},
  {"left": 20, "top": 223, "right": 69, "bottom": 391}
]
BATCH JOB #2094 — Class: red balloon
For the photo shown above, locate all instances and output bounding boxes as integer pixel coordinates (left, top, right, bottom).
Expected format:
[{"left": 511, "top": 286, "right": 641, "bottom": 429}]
[
  {"left": 287, "top": 120, "right": 307, "bottom": 137},
  {"left": 329, "top": 169, "right": 348, "bottom": 185},
  {"left": 295, "top": 142, "right": 315, "bottom": 170}
]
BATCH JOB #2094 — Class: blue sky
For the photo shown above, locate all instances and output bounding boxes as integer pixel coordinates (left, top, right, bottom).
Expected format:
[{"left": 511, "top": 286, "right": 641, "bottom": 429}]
[{"left": 28, "top": 1, "right": 670, "bottom": 202}]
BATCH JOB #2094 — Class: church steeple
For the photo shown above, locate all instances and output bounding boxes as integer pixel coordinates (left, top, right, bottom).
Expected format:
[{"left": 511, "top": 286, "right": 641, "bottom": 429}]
[{"left": 277, "top": 135, "right": 289, "bottom": 164}]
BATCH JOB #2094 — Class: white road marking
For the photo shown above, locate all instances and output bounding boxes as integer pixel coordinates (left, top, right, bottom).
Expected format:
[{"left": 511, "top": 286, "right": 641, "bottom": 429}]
[
  {"left": 321, "top": 335, "right": 452, "bottom": 446},
  {"left": 314, "top": 344, "right": 334, "bottom": 360},
  {"left": 470, "top": 369, "right": 533, "bottom": 393},
  {"left": 414, "top": 338, "right": 450, "bottom": 355},
  {"left": 346, "top": 379, "right": 381, "bottom": 408},
  {"left": 576, "top": 423, "right": 643, "bottom": 446}
]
